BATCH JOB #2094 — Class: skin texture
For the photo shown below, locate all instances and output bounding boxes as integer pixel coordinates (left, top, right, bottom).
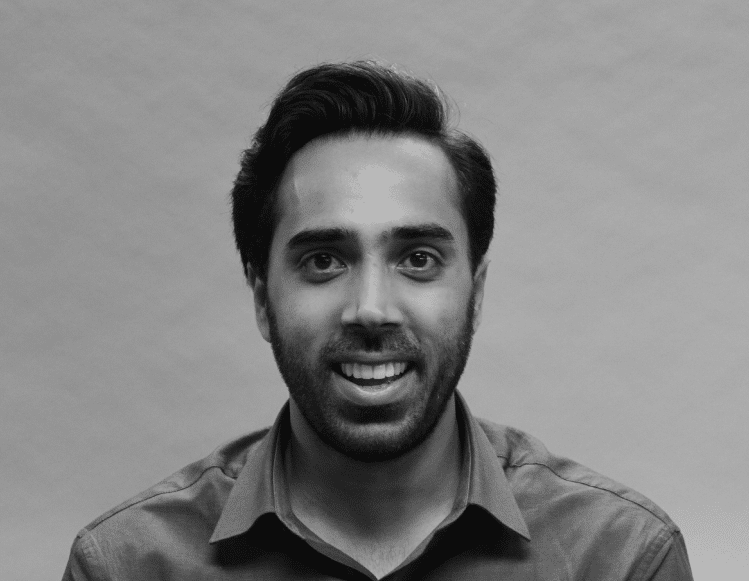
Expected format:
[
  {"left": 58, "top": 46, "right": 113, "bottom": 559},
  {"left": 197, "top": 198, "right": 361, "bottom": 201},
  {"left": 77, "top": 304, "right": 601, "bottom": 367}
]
[{"left": 249, "top": 133, "right": 488, "bottom": 577}]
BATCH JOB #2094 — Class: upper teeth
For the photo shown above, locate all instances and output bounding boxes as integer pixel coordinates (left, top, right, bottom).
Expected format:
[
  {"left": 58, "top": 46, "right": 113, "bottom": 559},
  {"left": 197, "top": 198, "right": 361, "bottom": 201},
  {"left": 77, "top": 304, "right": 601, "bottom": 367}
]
[{"left": 340, "top": 362, "right": 408, "bottom": 380}]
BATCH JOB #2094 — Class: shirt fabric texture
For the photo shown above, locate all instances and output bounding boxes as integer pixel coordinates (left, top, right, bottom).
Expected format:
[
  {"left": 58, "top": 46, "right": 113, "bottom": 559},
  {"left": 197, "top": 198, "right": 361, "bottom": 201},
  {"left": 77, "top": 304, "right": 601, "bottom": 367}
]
[{"left": 63, "top": 392, "right": 693, "bottom": 580}]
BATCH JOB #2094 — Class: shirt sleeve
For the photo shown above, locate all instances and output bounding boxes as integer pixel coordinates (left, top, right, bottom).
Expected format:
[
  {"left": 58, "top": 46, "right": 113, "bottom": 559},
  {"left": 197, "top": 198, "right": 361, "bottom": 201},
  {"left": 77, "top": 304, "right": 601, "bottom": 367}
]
[
  {"left": 62, "top": 531, "right": 109, "bottom": 581},
  {"left": 639, "top": 530, "right": 694, "bottom": 581}
]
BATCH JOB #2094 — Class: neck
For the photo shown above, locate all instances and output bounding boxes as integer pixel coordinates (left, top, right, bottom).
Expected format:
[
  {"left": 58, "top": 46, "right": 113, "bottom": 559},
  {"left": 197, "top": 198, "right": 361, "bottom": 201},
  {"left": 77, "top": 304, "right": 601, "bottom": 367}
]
[{"left": 285, "top": 396, "right": 462, "bottom": 536}]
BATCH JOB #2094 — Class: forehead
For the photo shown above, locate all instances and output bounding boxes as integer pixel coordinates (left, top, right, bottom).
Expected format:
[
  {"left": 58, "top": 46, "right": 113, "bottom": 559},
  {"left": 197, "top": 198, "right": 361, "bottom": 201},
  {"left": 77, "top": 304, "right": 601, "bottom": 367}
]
[{"left": 272, "top": 134, "right": 467, "bottom": 249}]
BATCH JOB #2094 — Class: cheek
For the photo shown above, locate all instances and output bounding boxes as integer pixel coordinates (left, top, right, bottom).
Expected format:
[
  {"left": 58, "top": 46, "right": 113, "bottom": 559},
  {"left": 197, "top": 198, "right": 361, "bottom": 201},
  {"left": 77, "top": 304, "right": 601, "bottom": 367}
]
[
  {"left": 270, "top": 284, "right": 343, "bottom": 339},
  {"left": 404, "top": 285, "right": 472, "bottom": 334}
]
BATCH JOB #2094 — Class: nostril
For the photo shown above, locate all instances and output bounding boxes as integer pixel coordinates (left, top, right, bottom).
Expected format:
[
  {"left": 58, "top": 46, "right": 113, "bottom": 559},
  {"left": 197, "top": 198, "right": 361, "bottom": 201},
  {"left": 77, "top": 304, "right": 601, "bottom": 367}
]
[{"left": 341, "top": 305, "right": 397, "bottom": 327}]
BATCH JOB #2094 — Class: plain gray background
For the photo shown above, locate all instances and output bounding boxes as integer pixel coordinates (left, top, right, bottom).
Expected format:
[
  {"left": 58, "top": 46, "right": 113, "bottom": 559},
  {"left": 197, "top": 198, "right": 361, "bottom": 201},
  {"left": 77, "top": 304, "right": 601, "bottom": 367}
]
[{"left": 2, "top": 1, "right": 748, "bottom": 579}]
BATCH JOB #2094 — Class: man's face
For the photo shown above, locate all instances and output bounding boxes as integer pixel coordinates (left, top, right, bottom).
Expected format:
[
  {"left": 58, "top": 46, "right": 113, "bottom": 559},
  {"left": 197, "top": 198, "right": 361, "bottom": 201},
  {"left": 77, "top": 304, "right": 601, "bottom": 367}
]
[{"left": 252, "top": 134, "right": 487, "bottom": 461}]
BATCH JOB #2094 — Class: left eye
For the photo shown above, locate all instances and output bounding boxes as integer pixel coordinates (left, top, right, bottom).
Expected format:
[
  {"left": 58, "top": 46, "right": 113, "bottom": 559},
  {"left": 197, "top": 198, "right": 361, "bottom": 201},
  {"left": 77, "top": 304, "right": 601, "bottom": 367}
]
[
  {"left": 397, "top": 251, "right": 440, "bottom": 276},
  {"left": 404, "top": 252, "right": 431, "bottom": 268}
]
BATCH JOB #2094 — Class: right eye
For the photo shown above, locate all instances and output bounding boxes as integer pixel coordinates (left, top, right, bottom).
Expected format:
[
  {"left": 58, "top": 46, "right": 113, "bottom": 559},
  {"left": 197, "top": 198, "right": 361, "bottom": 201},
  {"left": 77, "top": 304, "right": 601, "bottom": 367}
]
[{"left": 301, "top": 252, "right": 347, "bottom": 281}]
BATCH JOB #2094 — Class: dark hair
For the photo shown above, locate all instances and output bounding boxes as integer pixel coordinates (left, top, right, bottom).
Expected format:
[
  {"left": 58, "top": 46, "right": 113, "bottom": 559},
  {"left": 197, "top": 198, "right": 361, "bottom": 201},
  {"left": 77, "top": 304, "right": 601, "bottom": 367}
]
[{"left": 231, "top": 61, "right": 496, "bottom": 280}]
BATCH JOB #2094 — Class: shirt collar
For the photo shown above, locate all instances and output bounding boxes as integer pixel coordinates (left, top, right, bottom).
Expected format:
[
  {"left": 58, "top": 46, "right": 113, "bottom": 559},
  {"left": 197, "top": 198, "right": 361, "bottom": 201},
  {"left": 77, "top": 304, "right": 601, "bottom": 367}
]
[
  {"left": 209, "top": 403, "right": 290, "bottom": 543},
  {"left": 456, "top": 391, "right": 530, "bottom": 539},
  {"left": 210, "top": 392, "right": 529, "bottom": 544}
]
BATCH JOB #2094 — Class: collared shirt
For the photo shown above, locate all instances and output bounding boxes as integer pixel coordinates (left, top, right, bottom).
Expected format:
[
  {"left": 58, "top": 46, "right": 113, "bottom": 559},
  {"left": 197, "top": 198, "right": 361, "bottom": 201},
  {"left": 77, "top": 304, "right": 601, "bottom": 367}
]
[{"left": 63, "top": 393, "right": 692, "bottom": 580}]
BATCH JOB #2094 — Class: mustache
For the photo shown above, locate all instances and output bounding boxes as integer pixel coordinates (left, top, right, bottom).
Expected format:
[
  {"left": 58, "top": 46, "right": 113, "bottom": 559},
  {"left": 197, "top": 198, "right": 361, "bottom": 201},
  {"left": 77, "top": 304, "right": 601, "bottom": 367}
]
[{"left": 322, "top": 328, "right": 421, "bottom": 358}]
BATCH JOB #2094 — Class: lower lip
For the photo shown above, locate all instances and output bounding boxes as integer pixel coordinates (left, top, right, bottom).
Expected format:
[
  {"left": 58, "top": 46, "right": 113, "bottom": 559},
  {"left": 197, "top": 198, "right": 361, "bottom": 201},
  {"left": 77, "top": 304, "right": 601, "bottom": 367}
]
[{"left": 332, "top": 368, "right": 414, "bottom": 407}]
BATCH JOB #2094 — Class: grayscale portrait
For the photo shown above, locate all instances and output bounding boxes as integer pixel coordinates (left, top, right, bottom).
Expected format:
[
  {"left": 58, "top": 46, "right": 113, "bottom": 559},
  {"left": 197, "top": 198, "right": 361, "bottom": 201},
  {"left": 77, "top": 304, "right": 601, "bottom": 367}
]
[{"left": 2, "top": 2, "right": 747, "bottom": 579}]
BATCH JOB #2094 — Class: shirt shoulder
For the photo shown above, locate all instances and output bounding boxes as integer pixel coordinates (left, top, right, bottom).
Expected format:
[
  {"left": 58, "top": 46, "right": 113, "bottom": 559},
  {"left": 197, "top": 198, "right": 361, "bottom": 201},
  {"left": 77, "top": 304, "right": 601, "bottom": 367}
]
[
  {"left": 64, "top": 428, "right": 270, "bottom": 580},
  {"left": 477, "top": 417, "right": 679, "bottom": 531},
  {"left": 82, "top": 427, "right": 270, "bottom": 534},
  {"left": 476, "top": 418, "right": 688, "bottom": 580}
]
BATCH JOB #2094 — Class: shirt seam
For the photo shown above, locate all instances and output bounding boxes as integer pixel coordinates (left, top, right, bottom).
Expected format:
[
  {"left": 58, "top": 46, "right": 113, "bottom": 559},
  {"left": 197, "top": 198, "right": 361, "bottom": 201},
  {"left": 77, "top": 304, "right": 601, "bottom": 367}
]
[
  {"left": 85, "top": 463, "right": 238, "bottom": 534},
  {"left": 631, "top": 527, "right": 676, "bottom": 581},
  {"left": 83, "top": 528, "right": 113, "bottom": 581},
  {"left": 499, "top": 457, "right": 677, "bottom": 530}
]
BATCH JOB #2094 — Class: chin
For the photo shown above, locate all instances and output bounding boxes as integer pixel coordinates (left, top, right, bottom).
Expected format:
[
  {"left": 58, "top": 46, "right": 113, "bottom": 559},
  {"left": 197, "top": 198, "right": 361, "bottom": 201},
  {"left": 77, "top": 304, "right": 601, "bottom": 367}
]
[{"left": 302, "top": 392, "right": 453, "bottom": 462}]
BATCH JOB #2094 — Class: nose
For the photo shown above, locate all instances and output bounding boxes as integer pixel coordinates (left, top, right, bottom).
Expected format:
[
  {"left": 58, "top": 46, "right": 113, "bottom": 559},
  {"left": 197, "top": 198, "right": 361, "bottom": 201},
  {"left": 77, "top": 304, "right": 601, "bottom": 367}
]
[{"left": 340, "top": 260, "right": 403, "bottom": 329}]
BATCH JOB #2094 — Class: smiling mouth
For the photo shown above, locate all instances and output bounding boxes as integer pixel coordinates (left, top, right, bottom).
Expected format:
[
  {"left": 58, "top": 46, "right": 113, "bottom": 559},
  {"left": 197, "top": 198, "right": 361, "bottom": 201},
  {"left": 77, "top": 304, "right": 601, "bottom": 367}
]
[{"left": 334, "top": 362, "right": 412, "bottom": 387}]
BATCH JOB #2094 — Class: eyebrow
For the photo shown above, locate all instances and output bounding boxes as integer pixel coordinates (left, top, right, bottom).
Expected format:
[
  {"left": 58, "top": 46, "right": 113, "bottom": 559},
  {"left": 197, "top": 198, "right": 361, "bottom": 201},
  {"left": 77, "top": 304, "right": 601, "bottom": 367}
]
[
  {"left": 387, "top": 224, "right": 454, "bottom": 243},
  {"left": 286, "top": 223, "right": 455, "bottom": 251},
  {"left": 287, "top": 227, "right": 355, "bottom": 250}
]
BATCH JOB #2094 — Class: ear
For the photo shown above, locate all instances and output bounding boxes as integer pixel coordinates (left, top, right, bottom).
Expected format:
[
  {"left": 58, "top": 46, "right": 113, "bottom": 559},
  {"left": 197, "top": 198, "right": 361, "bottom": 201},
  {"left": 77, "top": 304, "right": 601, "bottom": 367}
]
[
  {"left": 471, "top": 257, "right": 490, "bottom": 334},
  {"left": 247, "top": 264, "right": 272, "bottom": 343}
]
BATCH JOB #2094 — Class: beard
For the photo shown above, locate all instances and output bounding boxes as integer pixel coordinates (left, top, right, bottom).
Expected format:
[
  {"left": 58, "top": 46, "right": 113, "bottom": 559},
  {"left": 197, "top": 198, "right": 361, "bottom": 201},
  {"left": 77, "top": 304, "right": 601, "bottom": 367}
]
[{"left": 267, "top": 292, "right": 476, "bottom": 462}]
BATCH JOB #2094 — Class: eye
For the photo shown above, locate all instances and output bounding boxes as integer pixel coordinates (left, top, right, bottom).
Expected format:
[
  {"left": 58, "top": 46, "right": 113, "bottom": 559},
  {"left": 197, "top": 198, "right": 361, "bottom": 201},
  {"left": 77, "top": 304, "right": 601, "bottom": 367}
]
[
  {"left": 397, "top": 251, "right": 441, "bottom": 279},
  {"left": 405, "top": 252, "right": 431, "bottom": 268},
  {"left": 301, "top": 252, "right": 346, "bottom": 280}
]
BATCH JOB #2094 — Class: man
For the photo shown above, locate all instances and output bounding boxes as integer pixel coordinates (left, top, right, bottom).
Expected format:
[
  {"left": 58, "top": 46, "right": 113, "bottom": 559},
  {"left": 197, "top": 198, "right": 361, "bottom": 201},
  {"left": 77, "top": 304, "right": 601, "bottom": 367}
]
[{"left": 63, "top": 61, "right": 693, "bottom": 580}]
